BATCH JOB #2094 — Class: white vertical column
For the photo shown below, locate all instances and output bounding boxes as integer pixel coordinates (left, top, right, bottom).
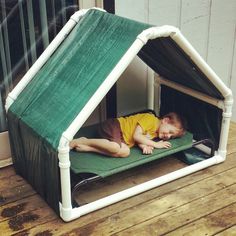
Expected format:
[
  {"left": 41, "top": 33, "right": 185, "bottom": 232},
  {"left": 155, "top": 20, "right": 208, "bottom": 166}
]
[
  {"left": 1, "top": 0, "right": 13, "bottom": 90},
  {"left": 51, "top": 0, "right": 57, "bottom": 37},
  {"left": 61, "top": 0, "right": 67, "bottom": 25},
  {"left": 39, "top": 0, "right": 49, "bottom": 49},
  {"left": 0, "top": 29, "right": 7, "bottom": 130},
  {"left": 0, "top": 28, "right": 8, "bottom": 94},
  {"left": 26, "top": 0, "right": 37, "bottom": 63},
  {"left": 19, "top": 0, "right": 29, "bottom": 70}
]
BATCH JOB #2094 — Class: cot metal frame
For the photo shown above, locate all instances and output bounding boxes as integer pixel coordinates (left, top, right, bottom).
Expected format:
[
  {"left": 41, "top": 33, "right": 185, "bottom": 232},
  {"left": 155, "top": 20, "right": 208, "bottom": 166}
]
[{"left": 5, "top": 8, "right": 233, "bottom": 221}]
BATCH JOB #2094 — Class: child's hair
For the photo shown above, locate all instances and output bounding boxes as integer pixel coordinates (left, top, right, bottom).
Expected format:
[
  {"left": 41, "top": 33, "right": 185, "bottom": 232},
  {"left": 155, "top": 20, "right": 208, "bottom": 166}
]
[{"left": 162, "top": 112, "right": 187, "bottom": 137}]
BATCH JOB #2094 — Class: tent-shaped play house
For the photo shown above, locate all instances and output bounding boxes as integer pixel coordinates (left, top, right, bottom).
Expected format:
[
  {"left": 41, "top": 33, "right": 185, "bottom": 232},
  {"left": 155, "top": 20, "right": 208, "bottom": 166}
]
[{"left": 6, "top": 8, "right": 233, "bottom": 221}]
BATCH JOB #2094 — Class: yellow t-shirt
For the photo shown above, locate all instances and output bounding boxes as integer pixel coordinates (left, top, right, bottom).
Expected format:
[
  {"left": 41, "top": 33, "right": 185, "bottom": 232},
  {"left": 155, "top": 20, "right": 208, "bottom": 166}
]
[{"left": 117, "top": 113, "right": 160, "bottom": 147}]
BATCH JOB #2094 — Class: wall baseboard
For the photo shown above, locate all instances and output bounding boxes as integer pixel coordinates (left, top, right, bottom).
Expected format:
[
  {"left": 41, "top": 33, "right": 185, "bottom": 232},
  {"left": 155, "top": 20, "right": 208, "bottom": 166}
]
[{"left": 0, "top": 131, "right": 12, "bottom": 168}]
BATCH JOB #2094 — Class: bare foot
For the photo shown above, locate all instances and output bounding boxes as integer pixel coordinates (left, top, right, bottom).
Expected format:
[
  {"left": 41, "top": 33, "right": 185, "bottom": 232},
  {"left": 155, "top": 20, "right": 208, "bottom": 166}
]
[
  {"left": 74, "top": 143, "right": 93, "bottom": 152},
  {"left": 69, "top": 137, "right": 88, "bottom": 149}
]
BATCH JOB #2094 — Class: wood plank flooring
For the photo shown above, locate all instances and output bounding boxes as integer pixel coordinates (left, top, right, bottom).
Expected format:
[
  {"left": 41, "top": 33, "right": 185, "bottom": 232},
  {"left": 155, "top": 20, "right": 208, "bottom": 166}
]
[{"left": 0, "top": 123, "right": 236, "bottom": 236}]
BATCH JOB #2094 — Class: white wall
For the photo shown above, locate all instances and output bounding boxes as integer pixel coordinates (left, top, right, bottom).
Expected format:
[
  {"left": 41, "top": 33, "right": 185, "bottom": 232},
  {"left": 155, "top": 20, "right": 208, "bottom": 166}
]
[{"left": 115, "top": 0, "right": 236, "bottom": 121}]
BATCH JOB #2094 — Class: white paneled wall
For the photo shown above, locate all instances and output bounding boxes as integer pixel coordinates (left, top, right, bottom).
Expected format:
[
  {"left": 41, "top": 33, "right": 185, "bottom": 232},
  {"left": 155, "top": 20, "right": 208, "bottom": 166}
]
[
  {"left": 207, "top": 0, "right": 235, "bottom": 85},
  {"left": 231, "top": 36, "right": 236, "bottom": 121},
  {"left": 115, "top": 0, "right": 236, "bottom": 121},
  {"left": 116, "top": 1, "right": 149, "bottom": 116}
]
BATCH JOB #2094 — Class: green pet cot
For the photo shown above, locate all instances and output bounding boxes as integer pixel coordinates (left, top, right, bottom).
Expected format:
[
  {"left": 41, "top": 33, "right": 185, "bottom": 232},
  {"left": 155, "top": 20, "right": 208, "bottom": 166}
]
[{"left": 6, "top": 8, "right": 233, "bottom": 221}]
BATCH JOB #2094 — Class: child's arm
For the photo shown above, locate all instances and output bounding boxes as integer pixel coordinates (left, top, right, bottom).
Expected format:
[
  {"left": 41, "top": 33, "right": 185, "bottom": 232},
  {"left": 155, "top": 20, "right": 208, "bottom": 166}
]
[{"left": 133, "top": 125, "right": 171, "bottom": 149}]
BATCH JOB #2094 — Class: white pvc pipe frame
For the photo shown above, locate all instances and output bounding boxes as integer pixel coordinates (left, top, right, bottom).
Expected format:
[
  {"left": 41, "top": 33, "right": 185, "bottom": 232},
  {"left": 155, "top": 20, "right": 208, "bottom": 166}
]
[{"left": 5, "top": 9, "right": 233, "bottom": 222}]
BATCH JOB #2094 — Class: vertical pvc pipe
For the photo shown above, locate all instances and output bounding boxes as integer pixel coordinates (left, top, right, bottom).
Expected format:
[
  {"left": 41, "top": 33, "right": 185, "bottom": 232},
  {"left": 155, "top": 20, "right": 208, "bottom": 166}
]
[
  {"left": 19, "top": 0, "right": 29, "bottom": 70},
  {"left": 39, "top": 0, "right": 49, "bottom": 49},
  {"left": 26, "top": 0, "right": 37, "bottom": 63},
  {"left": 1, "top": 0, "right": 13, "bottom": 90},
  {"left": 58, "top": 147, "right": 72, "bottom": 221},
  {"left": 217, "top": 98, "right": 233, "bottom": 161}
]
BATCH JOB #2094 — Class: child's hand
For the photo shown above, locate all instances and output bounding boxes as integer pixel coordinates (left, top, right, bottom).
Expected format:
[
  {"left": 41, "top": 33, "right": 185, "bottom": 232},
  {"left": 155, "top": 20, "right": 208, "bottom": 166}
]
[{"left": 154, "top": 140, "right": 172, "bottom": 149}]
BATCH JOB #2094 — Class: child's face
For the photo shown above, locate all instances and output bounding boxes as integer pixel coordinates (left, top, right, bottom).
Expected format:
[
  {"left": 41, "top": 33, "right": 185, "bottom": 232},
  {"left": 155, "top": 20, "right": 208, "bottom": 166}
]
[{"left": 158, "top": 118, "right": 181, "bottom": 140}]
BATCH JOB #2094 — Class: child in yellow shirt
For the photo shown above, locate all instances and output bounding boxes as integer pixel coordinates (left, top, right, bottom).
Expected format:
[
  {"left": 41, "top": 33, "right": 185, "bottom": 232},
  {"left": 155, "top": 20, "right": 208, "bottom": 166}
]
[{"left": 70, "top": 112, "right": 186, "bottom": 157}]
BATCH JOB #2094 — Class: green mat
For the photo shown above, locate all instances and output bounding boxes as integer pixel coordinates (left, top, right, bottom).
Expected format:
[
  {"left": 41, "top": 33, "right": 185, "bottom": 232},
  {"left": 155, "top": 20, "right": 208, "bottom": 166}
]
[{"left": 70, "top": 124, "right": 193, "bottom": 177}]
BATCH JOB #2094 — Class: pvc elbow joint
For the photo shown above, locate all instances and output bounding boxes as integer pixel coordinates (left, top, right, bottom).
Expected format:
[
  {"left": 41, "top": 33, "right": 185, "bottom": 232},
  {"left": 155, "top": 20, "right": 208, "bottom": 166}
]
[
  {"left": 137, "top": 25, "right": 180, "bottom": 44},
  {"left": 70, "top": 9, "right": 89, "bottom": 23},
  {"left": 5, "top": 94, "right": 16, "bottom": 111},
  {"left": 214, "top": 150, "right": 227, "bottom": 163},
  {"left": 70, "top": 8, "right": 106, "bottom": 23}
]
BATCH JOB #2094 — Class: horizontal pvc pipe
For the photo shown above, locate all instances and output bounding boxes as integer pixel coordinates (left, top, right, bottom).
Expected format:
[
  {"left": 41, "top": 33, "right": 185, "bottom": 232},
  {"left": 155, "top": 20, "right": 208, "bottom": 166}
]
[
  {"left": 157, "top": 76, "right": 224, "bottom": 109},
  {"left": 193, "top": 141, "right": 212, "bottom": 155},
  {"left": 62, "top": 156, "right": 218, "bottom": 221}
]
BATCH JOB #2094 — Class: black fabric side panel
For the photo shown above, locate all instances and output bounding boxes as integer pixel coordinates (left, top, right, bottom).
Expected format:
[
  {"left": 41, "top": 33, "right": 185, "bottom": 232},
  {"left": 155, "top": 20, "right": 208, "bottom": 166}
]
[
  {"left": 104, "top": 0, "right": 115, "bottom": 13},
  {"left": 138, "top": 37, "right": 224, "bottom": 100},
  {"left": 7, "top": 110, "right": 60, "bottom": 215},
  {"left": 160, "top": 86, "right": 222, "bottom": 149}
]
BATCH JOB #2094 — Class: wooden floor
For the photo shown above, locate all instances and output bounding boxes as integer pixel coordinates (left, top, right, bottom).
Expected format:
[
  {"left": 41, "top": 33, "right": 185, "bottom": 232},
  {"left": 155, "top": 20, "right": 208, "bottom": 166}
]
[{"left": 1, "top": 123, "right": 236, "bottom": 236}]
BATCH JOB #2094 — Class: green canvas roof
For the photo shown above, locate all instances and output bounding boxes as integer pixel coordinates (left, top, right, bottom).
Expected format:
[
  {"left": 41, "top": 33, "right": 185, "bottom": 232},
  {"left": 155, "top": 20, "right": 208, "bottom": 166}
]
[{"left": 9, "top": 9, "right": 224, "bottom": 150}]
